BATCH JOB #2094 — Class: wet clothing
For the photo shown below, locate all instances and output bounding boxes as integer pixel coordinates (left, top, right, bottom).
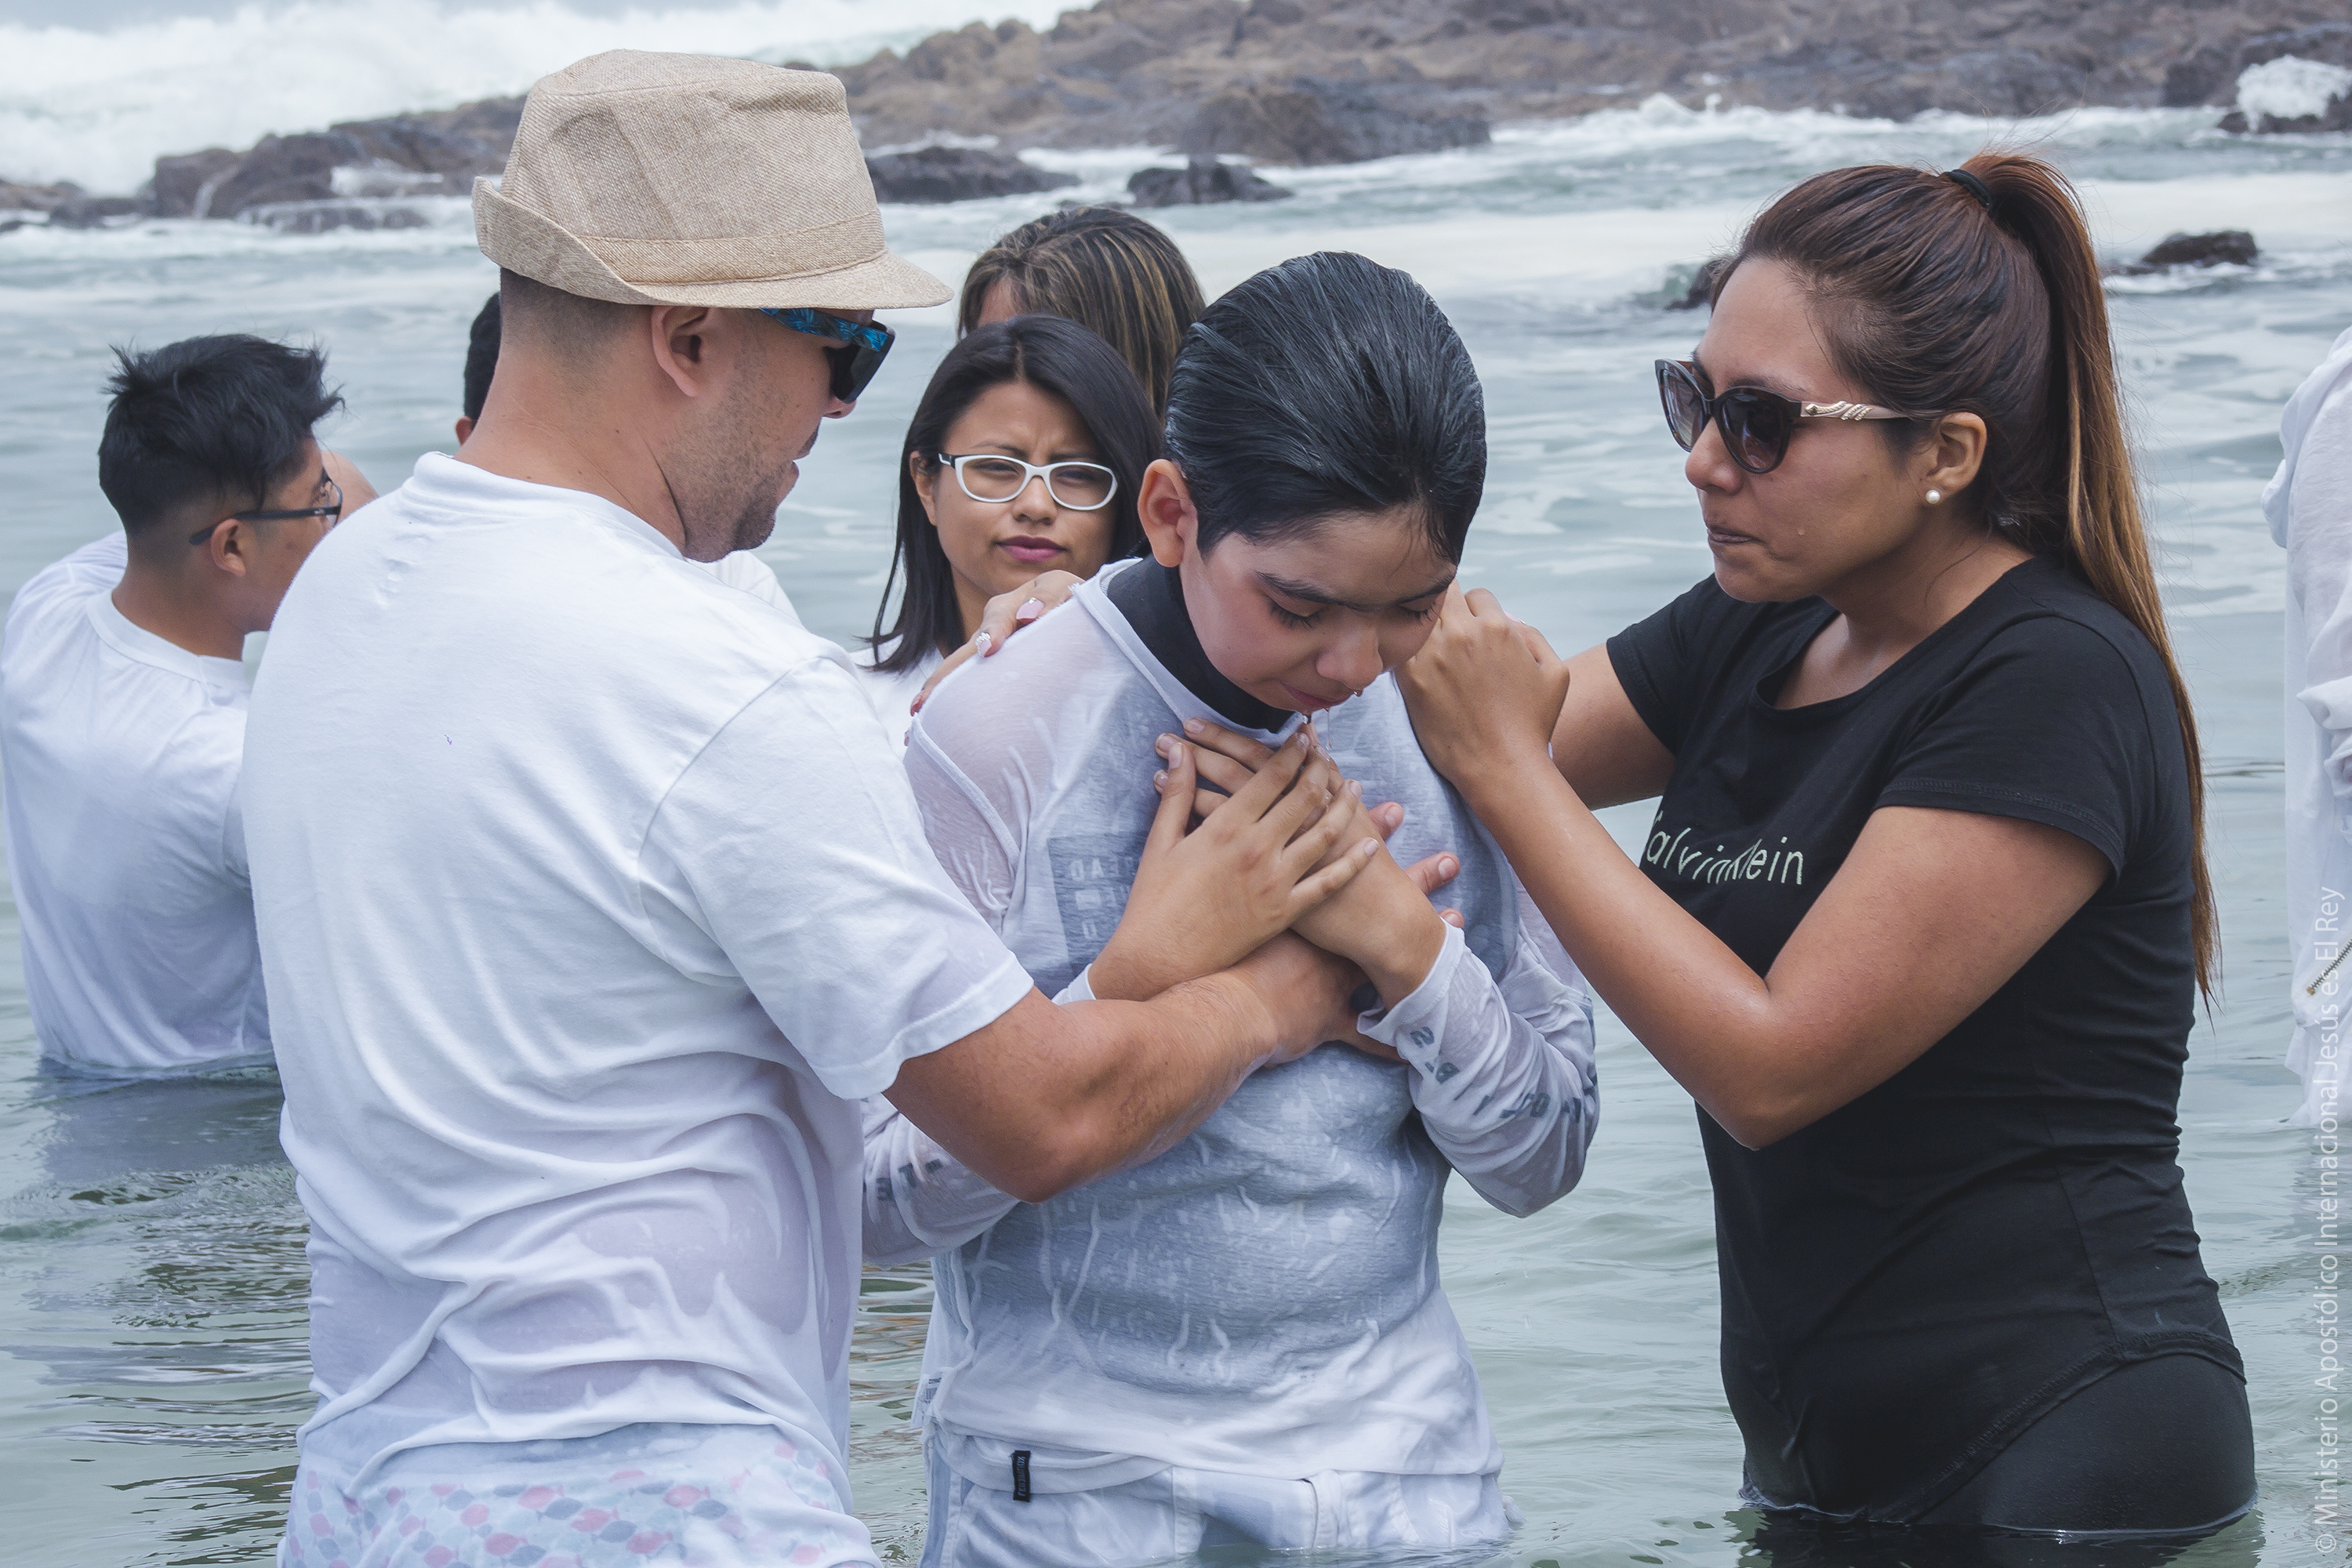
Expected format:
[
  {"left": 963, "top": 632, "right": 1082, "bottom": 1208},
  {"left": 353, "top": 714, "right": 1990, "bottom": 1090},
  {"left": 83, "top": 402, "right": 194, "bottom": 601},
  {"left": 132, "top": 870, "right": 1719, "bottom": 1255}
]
[
  {"left": 1915, "top": 1352, "right": 2253, "bottom": 1535},
  {"left": 247, "top": 453, "right": 1030, "bottom": 1559},
  {"left": 855, "top": 636, "right": 941, "bottom": 749},
  {"left": 0, "top": 523, "right": 792, "bottom": 1081},
  {"left": 916, "top": 1435, "right": 1518, "bottom": 1568},
  {"left": 2272, "top": 323, "right": 2352, "bottom": 1126},
  {"left": 1607, "top": 557, "right": 2242, "bottom": 1524},
  {"left": 870, "top": 557, "right": 1598, "bottom": 1504},
  {"left": 0, "top": 532, "right": 267, "bottom": 1074},
  {"left": 280, "top": 1421, "right": 871, "bottom": 1568}
]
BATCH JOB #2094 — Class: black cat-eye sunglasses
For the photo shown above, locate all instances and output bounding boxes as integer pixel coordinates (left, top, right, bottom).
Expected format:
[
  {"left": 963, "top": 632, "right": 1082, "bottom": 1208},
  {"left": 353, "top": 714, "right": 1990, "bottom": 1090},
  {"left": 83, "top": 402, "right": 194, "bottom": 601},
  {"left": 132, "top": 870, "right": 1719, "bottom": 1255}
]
[{"left": 1655, "top": 358, "right": 1913, "bottom": 475}]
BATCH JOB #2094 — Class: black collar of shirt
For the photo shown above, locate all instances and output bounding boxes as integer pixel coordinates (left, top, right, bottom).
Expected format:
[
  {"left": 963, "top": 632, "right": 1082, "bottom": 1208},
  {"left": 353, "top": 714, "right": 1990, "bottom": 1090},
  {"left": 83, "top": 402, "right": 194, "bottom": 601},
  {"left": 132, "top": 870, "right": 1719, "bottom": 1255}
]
[{"left": 1105, "top": 560, "right": 1294, "bottom": 735}]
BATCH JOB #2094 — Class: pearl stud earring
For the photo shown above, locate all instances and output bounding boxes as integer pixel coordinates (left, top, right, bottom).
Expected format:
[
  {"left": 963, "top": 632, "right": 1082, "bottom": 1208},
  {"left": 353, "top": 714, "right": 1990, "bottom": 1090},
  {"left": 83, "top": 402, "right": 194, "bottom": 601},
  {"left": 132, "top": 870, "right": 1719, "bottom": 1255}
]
[{"left": 1925, "top": 488, "right": 1944, "bottom": 505}]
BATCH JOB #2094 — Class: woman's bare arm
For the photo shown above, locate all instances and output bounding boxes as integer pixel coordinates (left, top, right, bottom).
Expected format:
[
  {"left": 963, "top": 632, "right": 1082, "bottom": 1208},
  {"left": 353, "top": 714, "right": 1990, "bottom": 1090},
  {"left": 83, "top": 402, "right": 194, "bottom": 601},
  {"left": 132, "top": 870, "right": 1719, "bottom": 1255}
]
[
  {"left": 1399, "top": 588, "right": 2107, "bottom": 1148},
  {"left": 1550, "top": 641, "right": 1675, "bottom": 809}
]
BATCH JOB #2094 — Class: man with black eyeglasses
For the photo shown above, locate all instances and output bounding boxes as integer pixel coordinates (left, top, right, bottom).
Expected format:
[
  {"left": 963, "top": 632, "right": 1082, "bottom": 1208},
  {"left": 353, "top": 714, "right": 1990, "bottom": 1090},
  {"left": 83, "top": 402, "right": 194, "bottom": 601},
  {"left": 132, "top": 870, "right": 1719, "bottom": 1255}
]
[{"left": 0, "top": 333, "right": 375, "bottom": 1074}]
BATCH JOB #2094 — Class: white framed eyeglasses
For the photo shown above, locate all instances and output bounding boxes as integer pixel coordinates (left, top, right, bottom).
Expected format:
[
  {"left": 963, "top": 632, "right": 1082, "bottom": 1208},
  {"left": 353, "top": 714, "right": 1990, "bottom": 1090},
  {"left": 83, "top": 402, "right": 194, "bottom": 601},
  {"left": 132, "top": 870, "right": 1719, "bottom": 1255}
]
[{"left": 935, "top": 453, "right": 1118, "bottom": 511}]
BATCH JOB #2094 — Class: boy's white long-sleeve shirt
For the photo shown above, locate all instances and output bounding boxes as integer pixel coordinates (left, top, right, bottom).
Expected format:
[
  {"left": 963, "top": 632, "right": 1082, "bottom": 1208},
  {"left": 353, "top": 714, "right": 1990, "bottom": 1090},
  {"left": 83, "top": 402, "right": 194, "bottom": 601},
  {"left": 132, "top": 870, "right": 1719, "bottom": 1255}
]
[
  {"left": 862, "top": 902, "right": 1595, "bottom": 1265},
  {"left": 860, "top": 561, "right": 1597, "bottom": 1488}
]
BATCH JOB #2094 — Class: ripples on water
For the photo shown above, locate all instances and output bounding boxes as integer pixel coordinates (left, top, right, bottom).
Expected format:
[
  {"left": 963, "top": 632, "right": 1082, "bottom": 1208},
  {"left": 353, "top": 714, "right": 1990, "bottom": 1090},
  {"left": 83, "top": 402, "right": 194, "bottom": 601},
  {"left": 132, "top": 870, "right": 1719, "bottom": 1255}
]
[{"left": 0, "top": 100, "right": 2347, "bottom": 1566}]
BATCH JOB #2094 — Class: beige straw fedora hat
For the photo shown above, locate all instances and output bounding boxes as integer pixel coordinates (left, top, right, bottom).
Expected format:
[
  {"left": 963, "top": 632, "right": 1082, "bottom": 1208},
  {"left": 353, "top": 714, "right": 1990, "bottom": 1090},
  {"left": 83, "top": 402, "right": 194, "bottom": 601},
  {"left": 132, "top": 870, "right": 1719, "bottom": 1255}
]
[{"left": 474, "top": 50, "right": 949, "bottom": 310}]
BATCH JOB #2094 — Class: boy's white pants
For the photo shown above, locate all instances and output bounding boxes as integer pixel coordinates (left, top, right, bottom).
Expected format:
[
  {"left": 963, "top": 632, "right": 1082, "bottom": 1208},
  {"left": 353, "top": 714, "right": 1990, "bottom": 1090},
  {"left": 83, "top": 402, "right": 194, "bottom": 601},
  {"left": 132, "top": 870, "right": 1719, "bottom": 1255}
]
[{"left": 918, "top": 1438, "right": 1517, "bottom": 1566}]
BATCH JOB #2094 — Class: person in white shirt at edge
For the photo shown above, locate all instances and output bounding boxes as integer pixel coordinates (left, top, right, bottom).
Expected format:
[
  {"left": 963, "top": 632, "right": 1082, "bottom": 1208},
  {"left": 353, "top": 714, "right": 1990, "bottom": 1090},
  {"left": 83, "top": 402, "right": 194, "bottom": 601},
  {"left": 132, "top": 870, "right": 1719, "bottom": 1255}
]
[
  {"left": 246, "top": 52, "right": 1389, "bottom": 1568},
  {"left": 866, "top": 252, "right": 1602, "bottom": 1566},
  {"left": 2275, "top": 321, "right": 2352, "bottom": 1126},
  {"left": 0, "top": 333, "right": 375, "bottom": 1076},
  {"left": 855, "top": 315, "right": 1155, "bottom": 742},
  {"left": 456, "top": 288, "right": 802, "bottom": 623}
]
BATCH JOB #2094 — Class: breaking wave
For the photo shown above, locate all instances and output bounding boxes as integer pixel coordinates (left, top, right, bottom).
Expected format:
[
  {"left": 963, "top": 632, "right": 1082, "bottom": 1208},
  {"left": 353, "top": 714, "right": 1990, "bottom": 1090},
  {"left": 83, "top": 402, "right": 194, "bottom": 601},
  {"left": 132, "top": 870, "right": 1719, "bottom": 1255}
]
[{"left": 0, "top": 0, "right": 1069, "bottom": 193}]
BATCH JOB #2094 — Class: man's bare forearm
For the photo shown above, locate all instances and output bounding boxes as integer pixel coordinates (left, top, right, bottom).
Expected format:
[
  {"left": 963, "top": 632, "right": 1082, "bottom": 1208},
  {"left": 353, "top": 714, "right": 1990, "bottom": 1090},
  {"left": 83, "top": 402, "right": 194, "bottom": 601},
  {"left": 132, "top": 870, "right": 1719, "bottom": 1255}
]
[
  {"left": 884, "top": 964, "right": 1308, "bottom": 1203},
  {"left": 1038, "top": 974, "right": 1283, "bottom": 1188}
]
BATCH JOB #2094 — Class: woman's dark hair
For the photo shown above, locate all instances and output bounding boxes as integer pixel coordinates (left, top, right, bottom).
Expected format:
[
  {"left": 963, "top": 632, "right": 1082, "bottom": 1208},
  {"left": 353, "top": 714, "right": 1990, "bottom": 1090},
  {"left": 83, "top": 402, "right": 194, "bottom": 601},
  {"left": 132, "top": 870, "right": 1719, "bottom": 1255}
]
[
  {"left": 1164, "top": 251, "right": 1485, "bottom": 564},
  {"left": 1716, "top": 151, "right": 2215, "bottom": 991},
  {"left": 869, "top": 315, "right": 1160, "bottom": 673},
  {"left": 97, "top": 334, "right": 342, "bottom": 536},
  {"left": 959, "top": 208, "right": 1205, "bottom": 419}
]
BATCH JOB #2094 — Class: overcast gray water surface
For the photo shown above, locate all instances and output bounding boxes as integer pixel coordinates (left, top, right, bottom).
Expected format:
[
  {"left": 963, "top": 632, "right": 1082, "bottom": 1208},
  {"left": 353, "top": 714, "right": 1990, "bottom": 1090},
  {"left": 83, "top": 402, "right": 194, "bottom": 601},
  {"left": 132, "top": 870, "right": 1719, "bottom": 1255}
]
[{"left": 1, "top": 101, "right": 2348, "bottom": 1567}]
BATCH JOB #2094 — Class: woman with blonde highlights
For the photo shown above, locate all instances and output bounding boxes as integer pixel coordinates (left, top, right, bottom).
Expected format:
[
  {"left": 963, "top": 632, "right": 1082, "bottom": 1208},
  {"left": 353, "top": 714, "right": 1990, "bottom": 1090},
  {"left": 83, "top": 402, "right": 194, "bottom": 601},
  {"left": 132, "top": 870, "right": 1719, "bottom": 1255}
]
[
  {"left": 1381, "top": 152, "right": 2254, "bottom": 1539},
  {"left": 960, "top": 207, "right": 1205, "bottom": 419}
]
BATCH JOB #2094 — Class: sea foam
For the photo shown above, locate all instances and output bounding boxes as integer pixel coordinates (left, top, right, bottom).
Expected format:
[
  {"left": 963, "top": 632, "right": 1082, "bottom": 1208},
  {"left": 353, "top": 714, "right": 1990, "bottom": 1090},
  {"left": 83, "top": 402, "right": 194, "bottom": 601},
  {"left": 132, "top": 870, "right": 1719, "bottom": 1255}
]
[
  {"left": 2236, "top": 56, "right": 2352, "bottom": 125},
  {"left": 0, "top": 0, "right": 1069, "bottom": 194}
]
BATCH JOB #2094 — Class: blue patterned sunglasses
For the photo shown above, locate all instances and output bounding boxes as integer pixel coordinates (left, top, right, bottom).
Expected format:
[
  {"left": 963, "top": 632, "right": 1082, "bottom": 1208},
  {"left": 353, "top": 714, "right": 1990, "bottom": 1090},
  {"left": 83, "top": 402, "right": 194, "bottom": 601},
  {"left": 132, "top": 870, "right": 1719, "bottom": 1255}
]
[{"left": 758, "top": 307, "right": 895, "bottom": 403}]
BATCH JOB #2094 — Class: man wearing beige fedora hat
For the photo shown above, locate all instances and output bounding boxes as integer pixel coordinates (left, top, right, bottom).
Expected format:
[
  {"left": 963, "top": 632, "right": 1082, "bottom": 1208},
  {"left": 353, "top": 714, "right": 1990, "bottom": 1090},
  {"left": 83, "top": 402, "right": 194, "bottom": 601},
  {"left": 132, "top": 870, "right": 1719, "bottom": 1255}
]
[{"left": 242, "top": 49, "right": 1375, "bottom": 1568}]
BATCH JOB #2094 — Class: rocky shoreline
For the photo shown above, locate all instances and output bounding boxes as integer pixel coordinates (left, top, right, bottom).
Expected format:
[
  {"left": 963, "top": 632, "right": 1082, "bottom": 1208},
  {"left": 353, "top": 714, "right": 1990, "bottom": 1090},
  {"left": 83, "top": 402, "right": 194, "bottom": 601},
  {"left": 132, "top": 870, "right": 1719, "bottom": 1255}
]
[
  {"left": 836, "top": 0, "right": 2351, "bottom": 159},
  {"left": 3, "top": 0, "right": 2347, "bottom": 229}
]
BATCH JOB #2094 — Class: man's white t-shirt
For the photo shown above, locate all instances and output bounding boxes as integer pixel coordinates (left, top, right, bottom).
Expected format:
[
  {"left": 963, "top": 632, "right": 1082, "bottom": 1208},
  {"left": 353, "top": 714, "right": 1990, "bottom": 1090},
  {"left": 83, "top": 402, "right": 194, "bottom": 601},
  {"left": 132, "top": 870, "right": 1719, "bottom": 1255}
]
[
  {"left": 700, "top": 546, "right": 802, "bottom": 625},
  {"left": 853, "top": 637, "right": 940, "bottom": 748},
  {"left": 242, "top": 453, "right": 1032, "bottom": 1511},
  {"left": 0, "top": 532, "right": 268, "bottom": 1073}
]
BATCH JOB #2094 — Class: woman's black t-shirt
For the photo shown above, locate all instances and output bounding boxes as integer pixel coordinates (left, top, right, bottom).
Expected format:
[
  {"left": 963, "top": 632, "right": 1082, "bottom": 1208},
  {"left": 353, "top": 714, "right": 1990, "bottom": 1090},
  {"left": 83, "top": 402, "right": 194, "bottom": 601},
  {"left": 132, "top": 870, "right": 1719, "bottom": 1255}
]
[{"left": 1606, "top": 557, "right": 2238, "bottom": 1523}]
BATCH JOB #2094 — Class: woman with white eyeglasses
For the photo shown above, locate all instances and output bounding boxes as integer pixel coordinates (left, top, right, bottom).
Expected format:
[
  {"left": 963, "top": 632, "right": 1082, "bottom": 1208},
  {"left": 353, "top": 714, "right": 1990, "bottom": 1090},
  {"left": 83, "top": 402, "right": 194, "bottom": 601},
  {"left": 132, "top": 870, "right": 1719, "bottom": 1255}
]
[{"left": 855, "top": 315, "right": 1156, "bottom": 743}]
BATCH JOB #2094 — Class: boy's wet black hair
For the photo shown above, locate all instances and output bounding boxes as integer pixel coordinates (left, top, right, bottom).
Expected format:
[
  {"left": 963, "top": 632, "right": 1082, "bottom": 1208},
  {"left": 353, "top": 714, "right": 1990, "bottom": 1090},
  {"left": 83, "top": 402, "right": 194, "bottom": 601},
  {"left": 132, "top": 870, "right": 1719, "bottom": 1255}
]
[
  {"left": 1163, "top": 251, "right": 1486, "bottom": 563},
  {"left": 97, "top": 334, "right": 342, "bottom": 534}
]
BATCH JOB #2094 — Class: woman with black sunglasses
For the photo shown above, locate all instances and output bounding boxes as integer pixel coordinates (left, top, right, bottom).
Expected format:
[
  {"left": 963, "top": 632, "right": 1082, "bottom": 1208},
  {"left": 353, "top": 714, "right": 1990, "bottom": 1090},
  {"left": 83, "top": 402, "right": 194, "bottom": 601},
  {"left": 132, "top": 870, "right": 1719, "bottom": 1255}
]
[{"left": 1385, "top": 152, "right": 2255, "bottom": 1544}]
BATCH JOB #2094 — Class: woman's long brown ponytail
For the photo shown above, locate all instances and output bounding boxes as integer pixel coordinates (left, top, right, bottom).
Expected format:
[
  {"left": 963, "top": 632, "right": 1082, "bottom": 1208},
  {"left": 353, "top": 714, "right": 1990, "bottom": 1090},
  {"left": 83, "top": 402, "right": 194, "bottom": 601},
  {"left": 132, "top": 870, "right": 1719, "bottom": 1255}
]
[{"left": 1719, "top": 151, "right": 2216, "bottom": 993}]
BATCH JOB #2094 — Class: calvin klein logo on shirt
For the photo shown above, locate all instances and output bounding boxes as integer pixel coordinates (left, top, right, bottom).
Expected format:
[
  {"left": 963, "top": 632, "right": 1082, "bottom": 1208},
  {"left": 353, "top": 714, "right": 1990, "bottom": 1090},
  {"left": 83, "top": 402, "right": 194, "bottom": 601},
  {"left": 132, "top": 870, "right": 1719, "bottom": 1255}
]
[{"left": 1644, "top": 826, "right": 1806, "bottom": 887}]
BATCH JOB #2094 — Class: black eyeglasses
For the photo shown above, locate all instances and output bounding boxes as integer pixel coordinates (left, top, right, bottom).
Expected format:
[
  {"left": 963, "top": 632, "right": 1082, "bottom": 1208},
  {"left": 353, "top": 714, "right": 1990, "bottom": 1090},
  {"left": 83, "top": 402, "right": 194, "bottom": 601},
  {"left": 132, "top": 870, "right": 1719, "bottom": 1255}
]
[
  {"left": 190, "top": 475, "right": 343, "bottom": 546},
  {"left": 1655, "top": 359, "right": 1911, "bottom": 475},
  {"left": 760, "top": 307, "right": 895, "bottom": 403}
]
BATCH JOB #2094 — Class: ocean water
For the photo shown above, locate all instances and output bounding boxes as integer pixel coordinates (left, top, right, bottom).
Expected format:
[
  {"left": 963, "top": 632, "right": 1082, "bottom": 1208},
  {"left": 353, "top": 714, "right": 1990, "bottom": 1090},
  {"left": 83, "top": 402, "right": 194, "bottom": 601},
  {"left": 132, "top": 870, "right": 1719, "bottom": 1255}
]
[{"left": 1, "top": 27, "right": 2350, "bottom": 1566}]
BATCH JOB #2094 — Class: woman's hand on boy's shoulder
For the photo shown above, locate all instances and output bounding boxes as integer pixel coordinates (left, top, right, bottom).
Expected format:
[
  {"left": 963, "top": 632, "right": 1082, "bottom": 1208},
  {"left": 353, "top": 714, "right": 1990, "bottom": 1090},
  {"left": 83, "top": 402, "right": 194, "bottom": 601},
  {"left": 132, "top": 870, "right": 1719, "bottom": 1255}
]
[{"left": 910, "top": 569, "right": 1084, "bottom": 714}]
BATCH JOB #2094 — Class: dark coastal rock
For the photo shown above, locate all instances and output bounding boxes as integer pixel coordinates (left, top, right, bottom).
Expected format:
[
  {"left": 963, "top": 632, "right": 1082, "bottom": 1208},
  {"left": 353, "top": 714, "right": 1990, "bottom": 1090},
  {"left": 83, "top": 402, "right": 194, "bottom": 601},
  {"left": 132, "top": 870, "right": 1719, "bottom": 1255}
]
[
  {"left": 1126, "top": 156, "right": 1292, "bottom": 205},
  {"left": 2220, "top": 99, "right": 2352, "bottom": 133},
  {"left": 2168, "top": 21, "right": 2352, "bottom": 103},
  {"left": 47, "top": 195, "right": 147, "bottom": 229},
  {"left": 150, "top": 149, "right": 241, "bottom": 218},
  {"left": 193, "top": 132, "right": 365, "bottom": 215},
  {"left": 111, "top": 0, "right": 2352, "bottom": 227},
  {"left": 330, "top": 119, "right": 507, "bottom": 194},
  {"left": 2143, "top": 230, "right": 2259, "bottom": 269},
  {"left": 862, "top": 145, "right": 1078, "bottom": 203},
  {"left": 2110, "top": 230, "right": 2260, "bottom": 276},
  {"left": 237, "top": 200, "right": 435, "bottom": 234},
  {"left": 0, "top": 180, "right": 85, "bottom": 215},
  {"left": 1178, "top": 82, "right": 1489, "bottom": 165},
  {"left": 346, "top": 97, "right": 526, "bottom": 166},
  {"left": 147, "top": 96, "right": 522, "bottom": 221},
  {"left": 836, "top": 0, "right": 2352, "bottom": 157},
  {"left": 1665, "top": 257, "right": 1726, "bottom": 311}
]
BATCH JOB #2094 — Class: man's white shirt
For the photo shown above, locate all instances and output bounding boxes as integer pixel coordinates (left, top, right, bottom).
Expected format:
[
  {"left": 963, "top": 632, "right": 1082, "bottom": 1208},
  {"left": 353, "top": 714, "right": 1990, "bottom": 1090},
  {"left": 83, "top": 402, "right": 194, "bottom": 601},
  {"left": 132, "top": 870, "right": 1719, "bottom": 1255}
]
[
  {"left": 854, "top": 637, "right": 941, "bottom": 750},
  {"left": 0, "top": 514, "right": 795, "bottom": 1077},
  {"left": 241, "top": 452, "right": 1030, "bottom": 1514},
  {"left": 0, "top": 532, "right": 267, "bottom": 1073}
]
